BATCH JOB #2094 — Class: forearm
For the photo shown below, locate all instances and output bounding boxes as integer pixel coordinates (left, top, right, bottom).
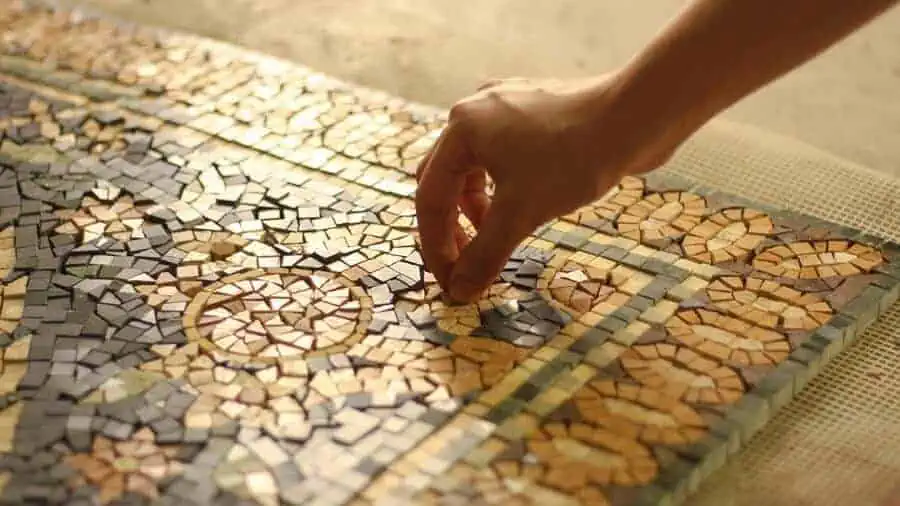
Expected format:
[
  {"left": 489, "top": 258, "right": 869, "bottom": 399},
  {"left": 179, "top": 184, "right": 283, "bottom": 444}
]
[{"left": 605, "top": 0, "right": 898, "bottom": 159}]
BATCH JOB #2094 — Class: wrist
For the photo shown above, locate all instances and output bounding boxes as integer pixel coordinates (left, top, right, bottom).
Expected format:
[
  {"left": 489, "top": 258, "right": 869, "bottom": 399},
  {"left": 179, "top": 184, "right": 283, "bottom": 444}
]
[{"left": 581, "top": 68, "right": 697, "bottom": 177}]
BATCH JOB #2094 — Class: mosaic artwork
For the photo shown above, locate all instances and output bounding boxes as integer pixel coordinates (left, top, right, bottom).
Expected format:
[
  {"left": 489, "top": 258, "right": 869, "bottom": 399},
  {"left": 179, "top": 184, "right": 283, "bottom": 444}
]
[{"left": 0, "top": 2, "right": 899, "bottom": 505}]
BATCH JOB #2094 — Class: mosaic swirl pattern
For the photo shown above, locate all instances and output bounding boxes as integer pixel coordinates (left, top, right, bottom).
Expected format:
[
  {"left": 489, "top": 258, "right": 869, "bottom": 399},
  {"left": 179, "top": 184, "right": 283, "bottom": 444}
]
[{"left": 0, "top": 3, "right": 898, "bottom": 506}]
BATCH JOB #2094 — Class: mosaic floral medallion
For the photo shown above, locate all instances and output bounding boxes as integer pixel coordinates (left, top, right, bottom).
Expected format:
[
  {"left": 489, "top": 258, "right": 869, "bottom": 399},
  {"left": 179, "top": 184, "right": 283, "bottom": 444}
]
[
  {"left": 432, "top": 335, "right": 533, "bottom": 396},
  {"left": 545, "top": 260, "right": 621, "bottom": 315},
  {"left": 184, "top": 269, "right": 372, "bottom": 360},
  {"left": 433, "top": 282, "right": 525, "bottom": 335}
]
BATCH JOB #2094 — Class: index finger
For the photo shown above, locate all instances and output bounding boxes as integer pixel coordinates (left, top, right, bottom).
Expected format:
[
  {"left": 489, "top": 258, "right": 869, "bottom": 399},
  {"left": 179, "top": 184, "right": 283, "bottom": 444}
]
[{"left": 415, "top": 122, "right": 473, "bottom": 290}]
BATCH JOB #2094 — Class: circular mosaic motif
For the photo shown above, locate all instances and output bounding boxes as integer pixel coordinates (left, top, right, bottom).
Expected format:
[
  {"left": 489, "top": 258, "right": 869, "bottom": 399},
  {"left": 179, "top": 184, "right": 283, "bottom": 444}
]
[
  {"left": 620, "top": 344, "right": 744, "bottom": 404},
  {"left": 707, "top": 276, "right": 833, "bottom": 330},
  {"left": 184, "top": 269, "right": 372, "bottom": 361},
  {"left": 539, "top": 252, "right": 636, "bottom": 318},
  {"left": 752, "top": 240, "right": 885, "bottom": 279},
  {"left": 573, "top": 379, "right": 707, "bottom": 446},
  {"left": 545, "top": 260, "right": 617, "bottom": 314},
  {"left": 682, "top": 208, "right": 773, "bottom": 263},
  {"left": 616, "top": 192, "right": 706, "bottom": 242},
  {"left": 527, "top": 422, "right": 658, "bottom": 489},
  {"left": 666, "top": 309, "right": 790, "bottom": 366}
]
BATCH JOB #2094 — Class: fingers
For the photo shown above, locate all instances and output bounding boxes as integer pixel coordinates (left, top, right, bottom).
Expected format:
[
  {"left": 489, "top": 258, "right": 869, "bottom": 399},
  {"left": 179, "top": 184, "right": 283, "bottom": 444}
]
[
  {"left": 460, "top": 170, "right": 490, "bottom": 229},
  {"left": 422, "top": 152, "right": 490, "bottom": 230},
  {"left": 415, "top": 122, "right": 472, "bottom": 290},
  {"left": 449, "top": 194, "right": 536, "bottom": 302},
  {"left": 415, "top": 145, "right": 434, "bottom": 182},
  {"left": 453, "top": 224, "right": 470, "bottom": 252}
]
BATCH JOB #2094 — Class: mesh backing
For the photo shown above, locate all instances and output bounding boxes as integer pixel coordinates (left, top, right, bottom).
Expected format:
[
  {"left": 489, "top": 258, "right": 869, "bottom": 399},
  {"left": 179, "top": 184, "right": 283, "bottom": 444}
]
[{"left": 662, "top": 120, "right": 900, "bottom": 506}]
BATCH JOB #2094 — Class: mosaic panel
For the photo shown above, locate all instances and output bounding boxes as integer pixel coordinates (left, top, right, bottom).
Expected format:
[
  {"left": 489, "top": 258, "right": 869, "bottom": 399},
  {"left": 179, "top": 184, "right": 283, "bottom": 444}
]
[{"left": 0, "top": 2, "right": 898, "bottom": 506}]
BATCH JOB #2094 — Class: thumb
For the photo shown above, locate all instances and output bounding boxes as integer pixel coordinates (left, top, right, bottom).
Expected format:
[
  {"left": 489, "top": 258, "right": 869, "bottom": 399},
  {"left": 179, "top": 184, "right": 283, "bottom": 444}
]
[{"left": 449, "top": 197, "right": 536, "bottom": 302}]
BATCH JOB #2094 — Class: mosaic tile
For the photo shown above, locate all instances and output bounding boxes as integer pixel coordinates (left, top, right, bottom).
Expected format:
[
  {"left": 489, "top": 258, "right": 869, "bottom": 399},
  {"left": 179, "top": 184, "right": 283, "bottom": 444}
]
[
  {"left": 66, "top": 428, "right": 182, "bottom": 504},
  {"left": 0, "top": 226, "right": 28, "bottom": 337},
  {"left": 0, "top": 2, "right": 897, "bottom": 506}
]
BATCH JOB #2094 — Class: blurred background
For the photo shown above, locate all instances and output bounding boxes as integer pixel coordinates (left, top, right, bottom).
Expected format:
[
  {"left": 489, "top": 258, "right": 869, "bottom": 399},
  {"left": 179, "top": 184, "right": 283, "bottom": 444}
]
[{"left": 55, "top": 0, "right": 900, "bottom": 176}]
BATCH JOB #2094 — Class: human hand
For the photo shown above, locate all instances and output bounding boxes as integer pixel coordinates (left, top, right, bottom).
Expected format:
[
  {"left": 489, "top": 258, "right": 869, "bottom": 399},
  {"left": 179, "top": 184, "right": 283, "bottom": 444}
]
[{"left": 415, "top": 74, "right": 679, "bottom": 303}]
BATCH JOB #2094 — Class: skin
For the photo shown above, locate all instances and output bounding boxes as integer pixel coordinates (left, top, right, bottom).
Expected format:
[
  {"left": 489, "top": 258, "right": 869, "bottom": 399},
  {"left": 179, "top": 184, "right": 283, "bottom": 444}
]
[{"left": 415, "top": 0, "right": 899, "bottom": 303}]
